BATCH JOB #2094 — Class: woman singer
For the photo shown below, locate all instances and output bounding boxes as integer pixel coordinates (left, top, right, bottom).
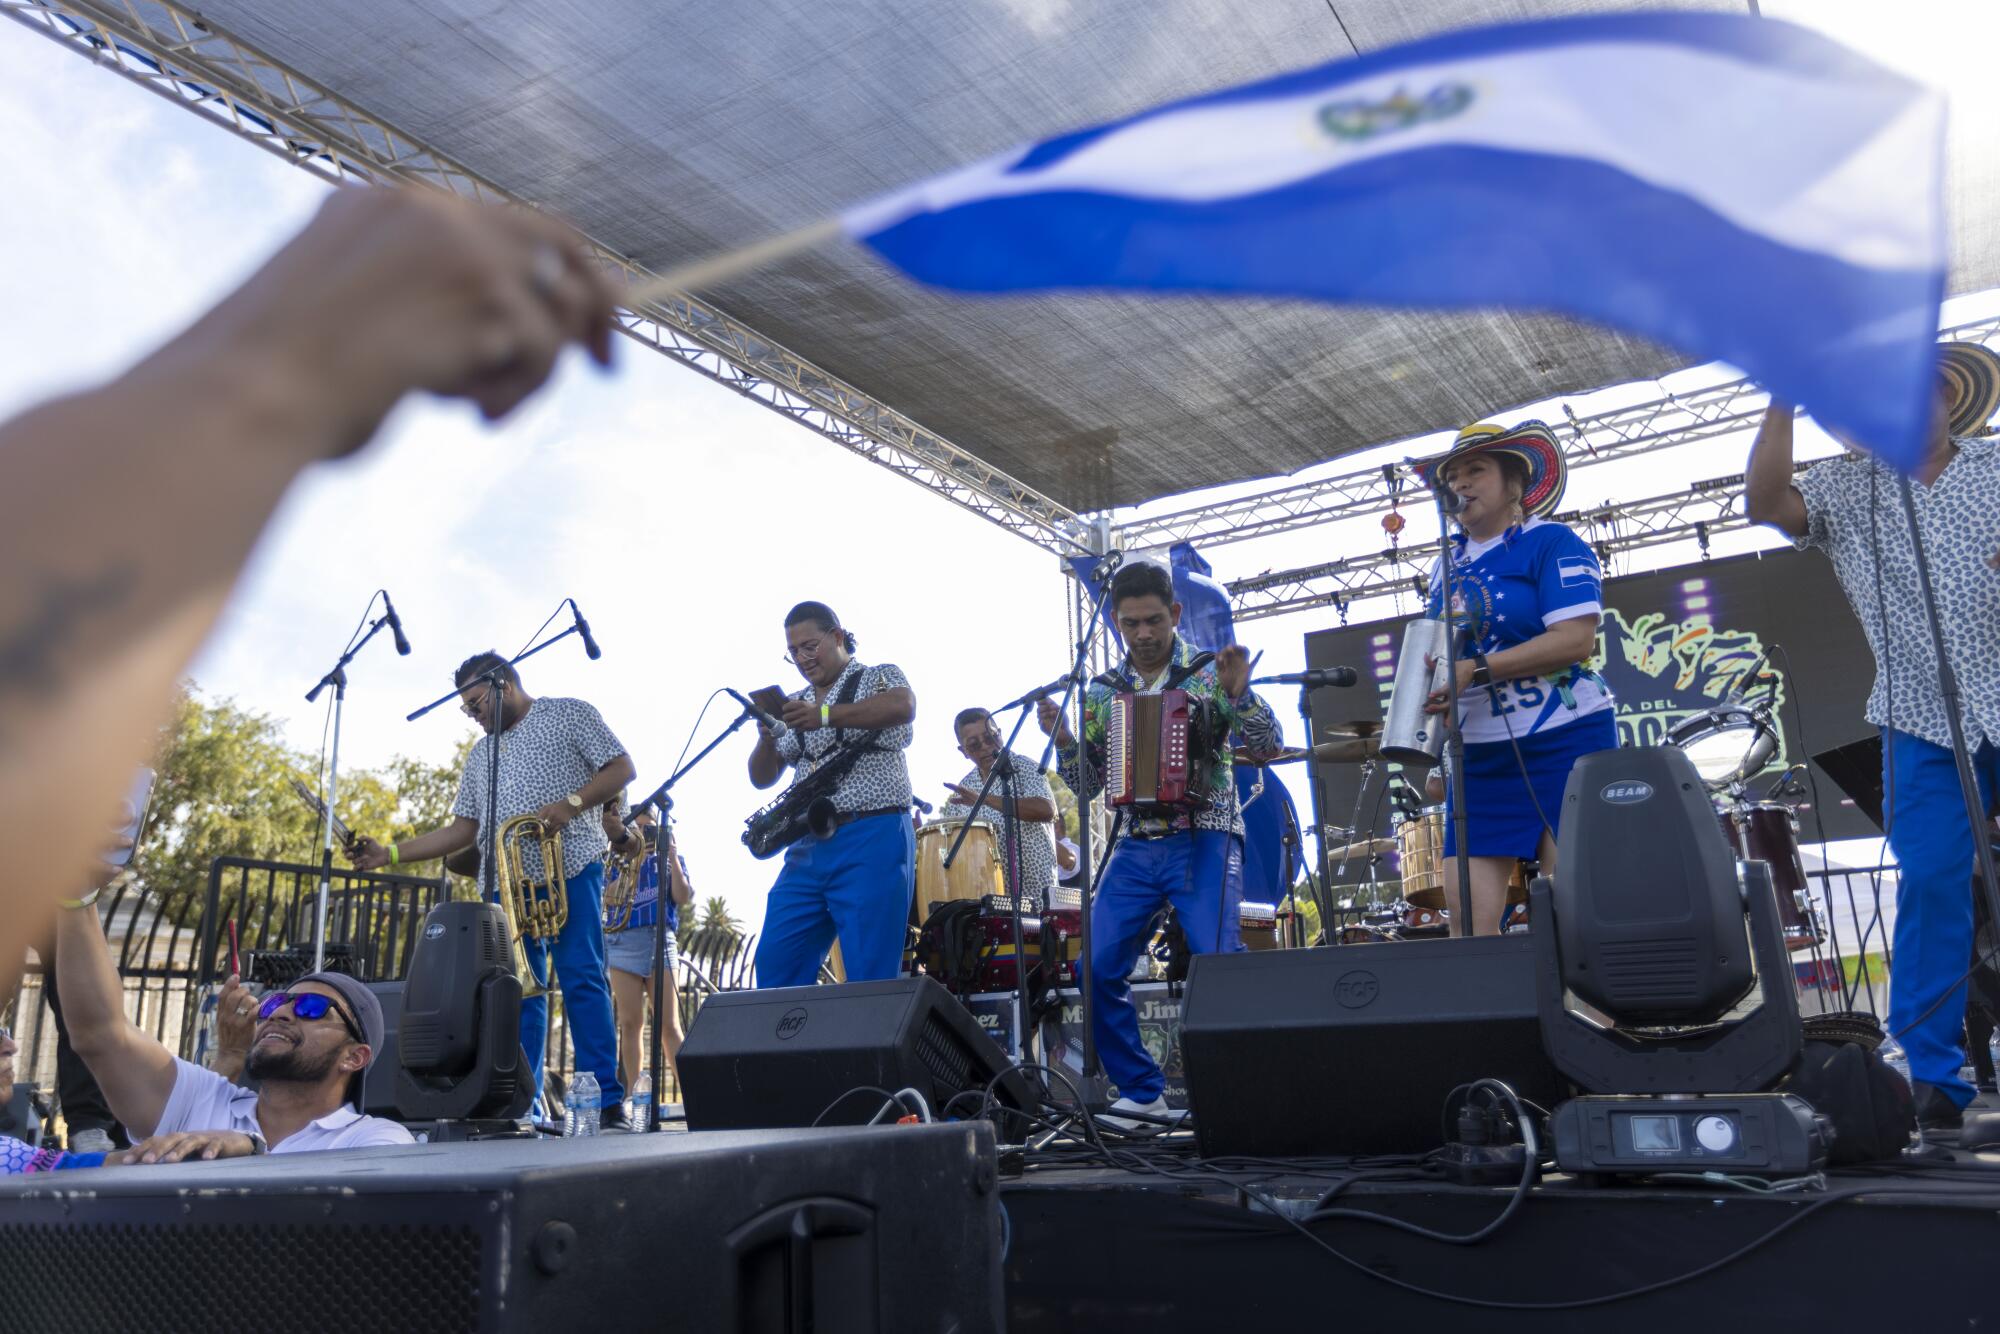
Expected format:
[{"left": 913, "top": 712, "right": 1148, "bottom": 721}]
[{"left": 1416, "top": 421, "right": 1618, "bottom": 935}]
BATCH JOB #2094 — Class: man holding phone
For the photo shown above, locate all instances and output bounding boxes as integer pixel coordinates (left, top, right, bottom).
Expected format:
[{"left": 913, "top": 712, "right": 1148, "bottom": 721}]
[
  {"left": 52, "top": 868, "right": 413, "bottom": 1153},
  {"left": 747, "top": 602, "right": 917, "bottom": 987}
]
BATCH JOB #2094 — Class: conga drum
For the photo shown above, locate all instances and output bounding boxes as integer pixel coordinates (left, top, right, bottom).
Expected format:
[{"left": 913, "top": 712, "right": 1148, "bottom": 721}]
[{"left": 913, "top": 819, "right": 1005, "bottom": 927}]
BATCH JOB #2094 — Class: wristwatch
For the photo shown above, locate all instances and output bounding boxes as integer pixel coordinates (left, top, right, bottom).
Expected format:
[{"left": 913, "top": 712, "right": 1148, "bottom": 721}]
[
  {"left": 564, "top": 793, "right": 584, "bottom": 811},
  {"left": 1469, "top": 655, "right": 1493, "bottom": 688}
]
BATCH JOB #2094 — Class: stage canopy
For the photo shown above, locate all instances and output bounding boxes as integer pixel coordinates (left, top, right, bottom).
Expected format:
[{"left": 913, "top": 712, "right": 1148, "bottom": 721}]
[{"left": 39, "top": 0, "right": 2000, "bottom": 521}]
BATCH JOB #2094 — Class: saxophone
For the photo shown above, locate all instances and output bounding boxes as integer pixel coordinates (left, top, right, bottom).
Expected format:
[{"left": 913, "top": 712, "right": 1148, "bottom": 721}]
[{"left": 742, "top": 735, "right": 881, "bottom": 860}]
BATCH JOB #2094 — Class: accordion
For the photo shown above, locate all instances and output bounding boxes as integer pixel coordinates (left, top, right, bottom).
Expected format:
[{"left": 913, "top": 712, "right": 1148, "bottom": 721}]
[{"left": 1105, "top": 689, "right": 1210, "bottom": 810}]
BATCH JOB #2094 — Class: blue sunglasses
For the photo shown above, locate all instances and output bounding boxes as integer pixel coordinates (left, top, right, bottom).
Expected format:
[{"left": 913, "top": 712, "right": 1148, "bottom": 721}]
[{"left": 257, "top": 990, "right": 363, "bottom": 1044}]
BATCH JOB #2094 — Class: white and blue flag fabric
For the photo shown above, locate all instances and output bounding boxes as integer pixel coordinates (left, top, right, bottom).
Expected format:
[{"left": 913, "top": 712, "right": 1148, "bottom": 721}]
[{"left": 844, "top": 13, "right": 1946, "bottom": 472}]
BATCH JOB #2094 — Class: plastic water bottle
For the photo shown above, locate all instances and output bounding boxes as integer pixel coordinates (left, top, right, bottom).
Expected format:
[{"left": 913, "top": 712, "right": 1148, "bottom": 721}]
[
  {"left": 572, "top": 1072, "right": 601, "bottom": 1138},
  {"left": 628, "top": 1071, "right": 653, "bottom": 1133},
  {"left": 1882, "top": 1040, "right": 1911, "bottom": 1087},
  {"left": 561, "top": 1082, "right": 581, "bottom": 1138}
]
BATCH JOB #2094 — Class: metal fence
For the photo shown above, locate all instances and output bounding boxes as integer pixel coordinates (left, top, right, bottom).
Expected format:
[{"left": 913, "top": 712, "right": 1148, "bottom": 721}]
[{"left": 3, "top": 857, "right": 768, "bottom": 1111}]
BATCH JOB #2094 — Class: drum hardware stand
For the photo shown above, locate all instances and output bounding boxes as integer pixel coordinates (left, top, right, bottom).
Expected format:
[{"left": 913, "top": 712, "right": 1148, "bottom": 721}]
[
  {"left": 1297, "top": 686, "right": 1345, "bottom": 941},
  {"left": 943, "top": 735, "right": 1036, "bottom": 1062},
  {"left": 303, "top": 593, "right": 402, "bottom": 973},
  {"left": 1430, "top": 486, "right": 1477, "bottom": 932},
  {"left": 1893, "top": 474, "right": 2000, "bottom": 964}
]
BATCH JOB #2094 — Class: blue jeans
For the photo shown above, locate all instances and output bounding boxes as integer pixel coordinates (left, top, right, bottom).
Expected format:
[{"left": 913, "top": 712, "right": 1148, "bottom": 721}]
[
  {"left": 515, "top": 859, "right": 621, "bottom": 1108},
  {"left": 753, "top": 813, "right": 916, "bottom": 988},
  {"left": 1885, "top": 728, "right": 2000, "bottom": 1107},
  {"left": 1091, "top": 830, "right": 1244, "bottom": 1103}
]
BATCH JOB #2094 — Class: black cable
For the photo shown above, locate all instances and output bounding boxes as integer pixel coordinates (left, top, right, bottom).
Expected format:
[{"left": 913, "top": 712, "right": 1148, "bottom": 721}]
[
  {"left": 512, "top": 600, "right": 569, "bottom": 660},
  {"left": 1238, "top": 1178, "right": 1878, "bottom": 1311},
  {"left": 1765, "top": 643, "right": 1852, "bottom": 1002}
]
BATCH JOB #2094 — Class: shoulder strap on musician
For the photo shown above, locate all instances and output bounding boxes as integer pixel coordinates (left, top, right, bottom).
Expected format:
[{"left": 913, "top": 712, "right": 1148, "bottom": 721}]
[
  {"left": 1164, "top": 651, "right": 1216, "bottom": 692},
  {"left": 829, "top": 665, "right": 869, "bottom": 745}
]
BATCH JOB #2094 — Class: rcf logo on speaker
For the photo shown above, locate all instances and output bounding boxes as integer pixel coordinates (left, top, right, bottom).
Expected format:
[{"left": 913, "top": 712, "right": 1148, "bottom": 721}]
[
  {"left": 424, "top": 922, "right": 445, "bottom": 939},
  {"left": 1333, "top": 970, "right": 1380, "bottom": 1009},
  {"left": 1599, "top": 780, "right": 1654, "bottom": 805},
  {"left": 775, "top": 1007, "right": 809, "bottom": 1040}
]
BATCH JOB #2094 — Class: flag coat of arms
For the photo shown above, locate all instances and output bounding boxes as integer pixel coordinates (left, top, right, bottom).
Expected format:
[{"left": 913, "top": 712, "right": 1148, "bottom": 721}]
[{"left": 844, "top": 13, "right": 1946, "bottom": 471}]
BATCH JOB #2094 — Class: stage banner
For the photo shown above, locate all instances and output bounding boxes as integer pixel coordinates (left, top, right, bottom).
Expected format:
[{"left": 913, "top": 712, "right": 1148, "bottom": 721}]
[{"left": 1304, "top": 547, "right": 1878, "bottom": 842}]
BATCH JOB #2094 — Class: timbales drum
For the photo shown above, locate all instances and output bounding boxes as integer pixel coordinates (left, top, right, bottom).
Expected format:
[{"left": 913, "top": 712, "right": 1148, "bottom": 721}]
[{"left": 1717, "top": 801, "right": 1823, "bottom": 952}]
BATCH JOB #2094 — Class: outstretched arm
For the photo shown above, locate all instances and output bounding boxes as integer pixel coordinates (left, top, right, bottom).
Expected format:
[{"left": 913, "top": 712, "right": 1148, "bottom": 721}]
[
  {"left": 52, "top": 898, "right": 180, "bottom": 1139},
  {"left": 0, "top": 188, "right": 617, "bottom": 964}
]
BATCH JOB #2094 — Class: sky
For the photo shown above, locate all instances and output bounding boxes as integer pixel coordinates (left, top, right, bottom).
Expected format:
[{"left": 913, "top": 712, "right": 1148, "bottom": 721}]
[{"left": 2, "top": 2, "right": 1995, "bottom": 939}]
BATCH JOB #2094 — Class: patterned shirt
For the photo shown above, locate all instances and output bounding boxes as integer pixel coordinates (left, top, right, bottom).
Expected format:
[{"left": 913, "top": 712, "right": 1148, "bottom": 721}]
[
  {"left": 770, "top": 660, "right": 915, "bottom": 813},
  {"left": 941, "top": 755, "right": 1057, "bottom": 905},
  {"left": 1426, "top": 517, "right": 1615, "bottom": 744},
  {"left": 1795, "top": 438, "right": 2000, "bottom": 751},
  {"left": 1057, "top": 636, "right": 1281, "bottom": 839},
  {"left": 452, "top": 696, "right": 628, "bottom": 881}
]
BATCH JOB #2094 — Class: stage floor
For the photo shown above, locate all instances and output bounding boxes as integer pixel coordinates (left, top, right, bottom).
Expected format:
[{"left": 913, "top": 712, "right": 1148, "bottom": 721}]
[{"left": 998, "top": 1142, "right": 2000, "bottom": 1330}]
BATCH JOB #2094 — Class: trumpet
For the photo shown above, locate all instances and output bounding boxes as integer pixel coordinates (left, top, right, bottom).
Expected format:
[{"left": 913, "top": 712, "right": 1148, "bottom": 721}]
[{"left": 495, "top": 813, "right": 568, "bottom": 999}]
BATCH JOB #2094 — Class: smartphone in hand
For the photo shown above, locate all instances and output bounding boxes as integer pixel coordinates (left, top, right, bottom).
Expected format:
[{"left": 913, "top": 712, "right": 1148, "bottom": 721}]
[{"left": 106, "top": 767, "right": 155, "bottom": 869}]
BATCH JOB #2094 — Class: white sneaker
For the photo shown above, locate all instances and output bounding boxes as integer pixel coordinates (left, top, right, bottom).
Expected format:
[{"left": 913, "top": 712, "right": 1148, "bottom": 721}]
[
  {"left": 1099, "top": 1094, "right": 1184, "bottom": 1135},
  {"left": 70, "top": 1128, "right": 115, "bottom": 1155}
]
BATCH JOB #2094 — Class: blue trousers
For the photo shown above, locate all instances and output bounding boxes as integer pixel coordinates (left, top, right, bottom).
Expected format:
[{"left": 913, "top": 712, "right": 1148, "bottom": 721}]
[
  {"left": 1091, "top": 830, "right": 1244, "bottom": 1103},
  {"left": 1885, "top": 728, "right": 2000, "bottom": 1107},
  {"left": 754, "top": 813, "right": 916, "bottom": 988},
  {"left": 515, "top": 859, "right": 621, "bottom": 1108}
]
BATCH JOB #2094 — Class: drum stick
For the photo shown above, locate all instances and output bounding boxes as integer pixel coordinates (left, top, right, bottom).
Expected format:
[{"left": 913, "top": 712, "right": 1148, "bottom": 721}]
[{"left": 625, "top": 218, "right": 845, "bottom": 306}]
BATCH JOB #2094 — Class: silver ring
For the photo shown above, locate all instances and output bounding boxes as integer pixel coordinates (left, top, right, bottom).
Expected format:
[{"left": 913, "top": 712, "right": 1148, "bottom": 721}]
[
  {"left": 236, "top": 1005, "right": 250, "bottom": 1016},
  {"left": 529, "top": 244, "right": 565, "bottom": 300}
]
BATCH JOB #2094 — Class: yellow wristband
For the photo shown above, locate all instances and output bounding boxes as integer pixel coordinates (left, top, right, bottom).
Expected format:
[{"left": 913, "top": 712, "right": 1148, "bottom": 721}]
[
  {"left": 59, "top": 887, "right": 101, "bottom": 911},
  {"left": 388, "top": 842, "right": 401, "bottom": 866},
  {"left": 820, "top": 703, "right": 832, "bottom": 728}
]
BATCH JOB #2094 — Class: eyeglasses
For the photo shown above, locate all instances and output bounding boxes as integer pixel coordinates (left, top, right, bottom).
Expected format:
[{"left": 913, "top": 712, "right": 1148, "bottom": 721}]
[
  {"left": 459, "top": 686, "right": 494, "bottom": 718},
  {"left": 0, "top": 1023, "right": 12, "bottom": 1043},
  {"left": 257, "top": 991, "right": 364, "bottom": 1045},
  {"left": 782, "top": 636, "right": 827, "bottom": 666}
]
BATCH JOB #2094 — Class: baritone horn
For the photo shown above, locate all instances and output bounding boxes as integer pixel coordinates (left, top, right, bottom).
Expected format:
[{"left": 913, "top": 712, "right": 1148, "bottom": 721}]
[
  {"left": 495, "top": 813, "right": 568, "bottom": 999},
  {"left": 601, "top": 829, "right": 646, "bottom": 933}
]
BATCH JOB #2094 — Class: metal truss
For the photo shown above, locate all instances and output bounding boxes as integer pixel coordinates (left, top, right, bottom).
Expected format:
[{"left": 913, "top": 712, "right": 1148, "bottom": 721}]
[
  {"left": 1119, "top": 313, "right": 2000, "bottom": 554},
  {"left": 1225, "top": 462, "right": 1807, "bottom": 623},
  {"left": 2, "top": 0, "right": 1086, "bottom": 553}
]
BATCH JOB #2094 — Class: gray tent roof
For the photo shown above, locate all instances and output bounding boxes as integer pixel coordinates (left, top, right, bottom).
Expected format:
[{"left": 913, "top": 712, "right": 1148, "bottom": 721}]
[{"left": 188, "top": 0, "right": 1996, "bottom": 512}]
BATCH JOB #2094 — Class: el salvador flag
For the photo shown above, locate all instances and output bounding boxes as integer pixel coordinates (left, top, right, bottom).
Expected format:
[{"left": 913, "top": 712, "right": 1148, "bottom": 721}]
[{"left": 844, "top": 13, "right": 1946, "bottom": 472}]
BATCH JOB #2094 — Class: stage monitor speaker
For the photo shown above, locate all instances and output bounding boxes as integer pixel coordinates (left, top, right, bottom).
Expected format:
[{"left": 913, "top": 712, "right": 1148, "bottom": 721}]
[
  {"left": 680, "top": 976, "right": 1036, "bottom": 1135},
  {"left": 0, "top": 1123, "right": 1003, "bottom": 1334},
  {"left": 1180, "top": 933, "right": 1566, "bottom": 1157}
]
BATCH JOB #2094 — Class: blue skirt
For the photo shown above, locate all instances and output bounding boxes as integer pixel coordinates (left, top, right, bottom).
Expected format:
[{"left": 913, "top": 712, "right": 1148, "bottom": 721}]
[{"left": 1444, "top": 710, "right": 1619, "bottom": 860}]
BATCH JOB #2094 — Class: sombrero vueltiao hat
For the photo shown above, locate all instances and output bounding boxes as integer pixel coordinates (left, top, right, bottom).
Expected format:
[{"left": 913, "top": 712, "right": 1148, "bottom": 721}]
[
  {"left": 1411, "top": 419, "right": 1567, "bottom": 519},
  {"left": 1941, "top": 341, "right": 2000, "bottom": 438}
]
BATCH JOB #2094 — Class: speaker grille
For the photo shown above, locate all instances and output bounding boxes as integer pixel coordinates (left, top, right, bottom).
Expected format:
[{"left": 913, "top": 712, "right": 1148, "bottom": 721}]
[
  {"left": 916, "top": 1012, "right": 975, "bottom": 1094},
  {"left": 0, "top": 1221, "right": 481, "bottom": 1333},
  {"left": 1598, "top": 937, "right": 1701, "bottom": 1006}
]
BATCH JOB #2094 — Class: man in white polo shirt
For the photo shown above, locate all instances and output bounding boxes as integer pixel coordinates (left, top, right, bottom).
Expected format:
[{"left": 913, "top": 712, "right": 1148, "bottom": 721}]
[{"left": 53, "top": 884, "right": 412, "bottom": 1155}]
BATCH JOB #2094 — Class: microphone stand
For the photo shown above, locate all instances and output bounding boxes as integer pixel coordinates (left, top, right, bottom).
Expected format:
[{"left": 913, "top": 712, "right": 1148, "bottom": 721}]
[
  {"left": 406, "top": 621, "right": 600, "bottom": 1083},
  {"left": 1298, "top": 686, "right": 1340, "bottom": 940},
  {"left": 944, "top": 710, "right": 1040, "bottom": 1062},
  {"left": 628, "top": 703, "right": 761, "bottom": 1127},
  {"left": 1432, "top": 487, "right": 1477, "bottom": 934},
  {"left": 303, "top": 602, "right": 397, "bottom": 973}
]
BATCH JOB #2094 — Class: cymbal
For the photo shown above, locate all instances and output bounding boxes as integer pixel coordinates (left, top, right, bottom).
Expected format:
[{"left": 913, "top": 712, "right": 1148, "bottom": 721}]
[
  {"left": 1313, "top": 736, "right": 1381, "bottom": 764},
  {"left": 1327, "top": 835, "right": 1397, "bottom": 858},
  {"left": 1233, "top": 745, "right": 1311, "bottom": 767},
  {"left": 1327, "top": 720, "right": 1384, "bottom": 738}
]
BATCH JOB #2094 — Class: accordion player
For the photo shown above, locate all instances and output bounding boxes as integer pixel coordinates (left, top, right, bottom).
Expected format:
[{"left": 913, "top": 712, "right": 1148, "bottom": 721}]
[{"left": 1104, "top": 688, "right": 1219, "bottom": 811}]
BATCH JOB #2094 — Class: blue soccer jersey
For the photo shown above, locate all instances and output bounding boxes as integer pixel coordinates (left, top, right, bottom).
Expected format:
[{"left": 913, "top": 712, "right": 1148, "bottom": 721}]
[{"left": 1426, "top": 518, "right": 1615, "bottom": 744}]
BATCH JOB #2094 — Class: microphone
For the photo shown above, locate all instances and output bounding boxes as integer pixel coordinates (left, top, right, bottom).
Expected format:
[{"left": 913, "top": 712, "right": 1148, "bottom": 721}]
[
  {"left": 998, "top": 671, "right": 1082, "bottom": 712},
  {"left": 1252, "top": 666, "right": 1359, "bottom": 689},
  {"left": 725, "top": 687, "right": 783, "bottom": 732},
  {"left": 381, "top": 590, "right": 411, "bottom": 656},
  {"left": 911, "top": 796, "right": 934, "bottom": 816},
  {"left": 1431, "top": 476, "right": 1467, "bottom": 516},
  {"left": 1726, "top": 644, "right": 1774, "bottom": 706},
  {"left": 570, "top": 599, "right": 602, "bottom": 660}
]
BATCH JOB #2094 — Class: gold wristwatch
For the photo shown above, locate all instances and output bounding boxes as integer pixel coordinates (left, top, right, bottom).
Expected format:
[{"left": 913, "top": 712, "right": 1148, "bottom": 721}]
[{"left": 565, "top": 793, "right": 584, "bottom": 811}]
